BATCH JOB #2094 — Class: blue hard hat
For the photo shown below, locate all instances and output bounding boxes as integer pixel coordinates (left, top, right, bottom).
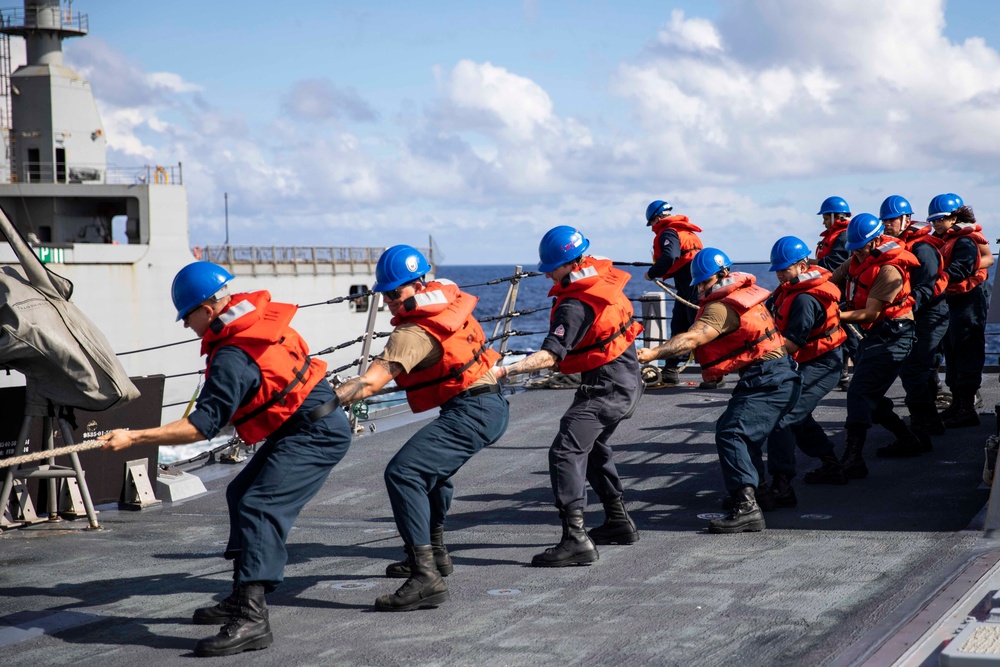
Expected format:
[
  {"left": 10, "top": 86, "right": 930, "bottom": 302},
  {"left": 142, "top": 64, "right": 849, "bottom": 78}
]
[
  {"left": 768, "top": 236, "right": 811, "bottom": 272},
  {"left": 171, "top": 262, "right": 234, "bottom": 321},
  {"left": 950, "top": 192, "right": 964, "bottom": 208},
  {"left": 690, "top": 247, "right": 732, "bottom": 286},
  {"left": 817, "top": 196, "right": 850, "bottom": 216},
  {"left": 645, "top": 199, "right": 673, "bottom": 225},
  {"left": 845, "top": 213, "right": 884, "bottom": 251},
  {"left": 538, "top": 225, "right": 590, "bottom": 272},
  {"left": 373, "top": 245, "right": 432, "bottom": 292},
  {"left": 879, "top": 195, "right": 912, "bottom": 221},
  {"left": 928, "top": 193, "right": 961, "bottom": 221}
]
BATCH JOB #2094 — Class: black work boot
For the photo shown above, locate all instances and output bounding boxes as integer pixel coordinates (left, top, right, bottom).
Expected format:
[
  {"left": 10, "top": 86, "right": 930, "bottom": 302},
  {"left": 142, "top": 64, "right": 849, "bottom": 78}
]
[
  {"left": 194, "top": 583, "right": 273, "bottom": 657},
  {"left": 803, "top": 452, "right": 848, "bottom": 485},
  {"left": 910, "top": 403, "right": 945, "bottom": 437},
  {"left": 944, "top": 390, "right": 980, "bottom": 428},
  {"left": 386, "top": 527, "right": 454, "bottom": 578},
  {"left": 875, "top": 410, "right": 927, "bottom": 457},
  {"left": 532, "top": 509, "right": 599, "bottom": 567},
  {"left": 193, "top": 558, "right": 240, "bottom": 625},
  {"left": 708, "top": 486, "right": 765, "bottom": 533},
  {"left": 661, "top": 368, "right": 680, "bottom": 385},
  {"left": 769, "top": 474, "right": 797, "bottom": 508},
  {"left": 375, "top": 545, "right": 450, "bottom": 611},
  {"left": 840, "top": 429, "right": 869, "bottom": 479},
  {"left": 588, "top": 496, "right": 639, "bottom": 545},
  {"left": 722, "top": 484, "right": 772, "bottom": 511}
]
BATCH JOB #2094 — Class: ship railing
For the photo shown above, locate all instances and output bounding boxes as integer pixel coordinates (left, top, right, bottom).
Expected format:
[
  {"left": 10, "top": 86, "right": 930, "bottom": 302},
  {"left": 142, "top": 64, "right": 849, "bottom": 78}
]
[
  {"left": 0, "top": 6, "right": 88, "bottom": 34},
  {"left": 9, "top": 162, "right": 182, "bottom": 186},
  {"left": 199, "top": 244, "right": 432, "bottom": 272}
]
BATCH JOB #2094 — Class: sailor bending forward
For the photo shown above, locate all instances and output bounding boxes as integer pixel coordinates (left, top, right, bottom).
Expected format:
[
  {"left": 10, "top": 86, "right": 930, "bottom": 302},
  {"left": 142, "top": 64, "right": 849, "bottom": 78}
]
[
  {"left": 334, "top": 245, "right": 509, "bottom": 611},
  {"left": 101, "top": 262, "right": 351, "bottom": 658},
  {"left": 496, "top": 226, "right": 644, "bottom": 566},
  {"left": 638, "top": 248, "right": 801, "bottom": 534}
]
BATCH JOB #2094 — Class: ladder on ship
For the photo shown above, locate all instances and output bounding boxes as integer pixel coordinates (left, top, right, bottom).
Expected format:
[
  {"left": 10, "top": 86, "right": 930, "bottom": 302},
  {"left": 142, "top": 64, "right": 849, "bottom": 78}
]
[{"left": 0, "top": 26, "right": 12, "bottom": 183}]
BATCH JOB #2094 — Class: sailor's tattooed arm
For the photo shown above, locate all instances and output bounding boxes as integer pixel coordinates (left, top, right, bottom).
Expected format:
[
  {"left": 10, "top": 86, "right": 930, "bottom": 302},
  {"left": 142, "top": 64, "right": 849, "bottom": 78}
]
[
  {"left": 335, "top": 358, "right": 401, "bottom": 404},
  {"left": 495, "top": 350, "right": 557, "bottom": 379},
  {"left": 636, "top": 321, "right": 720, "bottom": 363}
]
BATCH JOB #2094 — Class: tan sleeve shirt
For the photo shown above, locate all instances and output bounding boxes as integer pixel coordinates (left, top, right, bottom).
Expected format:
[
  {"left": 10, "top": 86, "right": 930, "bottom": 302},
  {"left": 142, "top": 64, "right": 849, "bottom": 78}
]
[
  {"left": 377, "top": 323, "right": 498, "bottom": 386},
  {"left": 694, "top": 302, "right": 786, "bottom": 361},
  {"left": 868, "top": 265, "right": 913, "bottom": 321}
]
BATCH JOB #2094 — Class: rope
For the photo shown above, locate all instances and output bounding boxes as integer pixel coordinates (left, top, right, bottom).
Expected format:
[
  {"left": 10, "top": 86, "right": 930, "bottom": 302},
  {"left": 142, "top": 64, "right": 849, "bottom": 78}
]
[
  {"left": 486, "top": 330, "right": 549, "bottom": 343},
  {"left": 478, "top": 306, "right": 549, "bottom": 323},
  {"left": 654, "top": 279, "right": 699, "bottom": 310},
  {"left": 117, "top": 338, "right": 200, "bottom": 356},
  {"left": 0, "top": 440, "right": 104, "bottom": 468},
  {"left": 459, "top": 271, "right": 544, "bottom": 288}
]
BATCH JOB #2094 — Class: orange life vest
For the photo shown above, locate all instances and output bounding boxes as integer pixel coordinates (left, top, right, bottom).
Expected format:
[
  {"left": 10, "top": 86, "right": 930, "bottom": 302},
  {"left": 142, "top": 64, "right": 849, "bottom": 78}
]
[
  {"left": 694, "top": 273, "right": 785, "bottom": 382},
  {"left": 391, "top": 281, "right": 500, "bottom": 413},
  {"left": 815, "top": 219, "right": 850, "bottom": 260},
  {"left": 650, "top": 215, "right": 704, "bottom": 277},
  {"left": 939, "top": 224, "right": 991, "bottom": 295},
  {"left": 769, "top": 268, "right": 846, "bottom": 364},
  {"left": 845, "top": 240, "right": 919, "bottom": 328},
  {"left": 900, "top": 223, "right": 948, "bottom": 300},
  {"left": 549, "top": 256, "right": 643, "bottom": 375},
  {"left": 202, "top": 291, "right": 327, "bottom": 444}
]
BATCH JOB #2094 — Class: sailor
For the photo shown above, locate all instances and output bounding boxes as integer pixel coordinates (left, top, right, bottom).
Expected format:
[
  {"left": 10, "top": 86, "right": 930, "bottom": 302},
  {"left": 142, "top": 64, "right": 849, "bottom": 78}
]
[
  {"left": 815, "top": 196, "right": 853, "bottom": 271},
  {"left": 880, "top": 195, "right": 950, "bottom": 441},
  {"left": 830, "top": 213, "right": 926, "bottom": 478},
  {"left": 927, "top": 195, "right": 994, "bottom": 427},
  {"left": 642, "top": 199, "right": 705, "bottom": 385},
  {"left": 638, "top": 248, "right": 801, "bottom": 533},
  {"left": 494, "top": 225, "right": 643, "bottom": 565},
  {"left": 815, "top": 195, "right": 855, "bottom": 391},
  {"left": 333, "top": 245, "right": 509, "bottom": 610},
  {"left": 765, "top": 237, "right": 848, "bottom": 493},
  {"left": 100, "top": 262, "right": 350, "bottom": 658}
]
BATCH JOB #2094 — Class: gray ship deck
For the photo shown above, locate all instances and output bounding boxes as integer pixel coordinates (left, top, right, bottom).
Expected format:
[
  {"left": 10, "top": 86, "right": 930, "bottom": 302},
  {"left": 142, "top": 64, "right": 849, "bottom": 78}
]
[{"left": 3, "top": 373, "right": 1000, "bottom": 666}]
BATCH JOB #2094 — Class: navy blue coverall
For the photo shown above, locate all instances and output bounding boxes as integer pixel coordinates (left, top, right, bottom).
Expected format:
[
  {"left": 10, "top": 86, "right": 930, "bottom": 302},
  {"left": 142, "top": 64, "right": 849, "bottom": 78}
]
[
  {"left": 541, "top": 299, "right": 642, "bottom": 513},
  {"left": 942, "top": 236, "right": 989, "bottom": 394},
  {"left": 898, "top": 239, "right": 949, "bottom": 409},
  {"left": 765, "top": 294, "right": 843, "bottom": 479},
  {"left": 648, "top": 228, "right": 699, "bottom": 369},
  {"left": 384, "top": 389, "right": 509, "bottom": 546},
  {"left": 188, "top": 346, "right": 352, "bottom": 590}
]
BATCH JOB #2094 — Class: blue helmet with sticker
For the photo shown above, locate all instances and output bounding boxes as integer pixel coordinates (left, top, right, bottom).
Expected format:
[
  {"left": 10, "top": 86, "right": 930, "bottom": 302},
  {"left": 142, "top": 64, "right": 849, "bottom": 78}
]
[
  {"left": 817, "top": 196, "right": 850, "bottom": 216},
  {"left": 768, "top": 236, "right": 811, "bottom": 272},
  {"left": 645, "top": 199, "right": 673, "bottom": 225},
  {"left": 171, "top": 262, "right": 234, "bottom": 321},
  {"left": 690, "top": 247, "right": 732, "bottom": 285},
  {"left": 879, "top": 195, "right": 912, "bottom": 221},
  {"left": 845, "top": 213, "right": 884, "bottom": 251},
  {"left": 927, "top": 193, "right": 961, "bottom": 222},
  {"left": 373, "top": 245, "right": 432, "bottom": 292},
  {"left": 538, "top": 225, "right": 591, "bottom": 272}
]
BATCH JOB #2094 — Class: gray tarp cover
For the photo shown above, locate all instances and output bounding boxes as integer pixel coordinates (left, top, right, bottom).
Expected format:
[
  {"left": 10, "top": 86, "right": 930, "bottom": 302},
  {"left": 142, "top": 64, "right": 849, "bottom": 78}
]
[{"left": 0, "top": 208, "right": 139, "bottom": 415}]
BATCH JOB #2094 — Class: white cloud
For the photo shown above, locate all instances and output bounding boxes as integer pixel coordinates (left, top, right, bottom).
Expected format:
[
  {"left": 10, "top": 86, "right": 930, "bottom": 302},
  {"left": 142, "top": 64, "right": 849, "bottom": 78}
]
[{"left": 657, "top": 9, "right": 722, "bottom": 53}]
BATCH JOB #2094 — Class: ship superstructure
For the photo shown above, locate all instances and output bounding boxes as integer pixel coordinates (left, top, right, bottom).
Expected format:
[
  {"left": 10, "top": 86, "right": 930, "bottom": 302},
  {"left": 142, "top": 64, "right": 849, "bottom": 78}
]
[{"left": 0, "top": 1, "right": 421, "bottom": 435}]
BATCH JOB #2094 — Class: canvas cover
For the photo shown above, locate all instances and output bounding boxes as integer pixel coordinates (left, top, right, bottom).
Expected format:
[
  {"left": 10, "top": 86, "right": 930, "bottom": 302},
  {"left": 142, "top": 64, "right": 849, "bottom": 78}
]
[{"left": 0, "top": 207, "right": 139, "bottom": 415}]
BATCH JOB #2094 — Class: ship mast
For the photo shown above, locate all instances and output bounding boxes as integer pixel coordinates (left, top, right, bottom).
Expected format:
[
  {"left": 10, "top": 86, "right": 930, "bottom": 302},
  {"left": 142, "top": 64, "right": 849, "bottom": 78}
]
[{"left": 0, "top": 0, "right": 94, "bottom": 185}]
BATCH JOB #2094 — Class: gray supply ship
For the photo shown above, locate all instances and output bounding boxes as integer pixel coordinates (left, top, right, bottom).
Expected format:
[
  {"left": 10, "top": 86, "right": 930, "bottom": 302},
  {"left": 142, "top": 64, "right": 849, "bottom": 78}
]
[{"left": 0, "top": 0, "right": 423, "bottom": 447}]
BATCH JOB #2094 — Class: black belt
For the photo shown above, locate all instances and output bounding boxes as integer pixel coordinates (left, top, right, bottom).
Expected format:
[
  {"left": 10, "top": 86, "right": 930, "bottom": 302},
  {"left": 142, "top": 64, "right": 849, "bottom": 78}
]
[
  {"left": 304, "top": 396, "right": 342, "bottom": 423},
  {"left": 452, "top": 384, "right": 502, "bottom": 400}
]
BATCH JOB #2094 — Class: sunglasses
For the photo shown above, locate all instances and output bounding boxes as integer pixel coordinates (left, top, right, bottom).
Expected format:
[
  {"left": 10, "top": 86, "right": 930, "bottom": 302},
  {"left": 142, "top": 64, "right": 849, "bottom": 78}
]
[{"left": 384, "top": 283, "right": 413, "bottom": 301}]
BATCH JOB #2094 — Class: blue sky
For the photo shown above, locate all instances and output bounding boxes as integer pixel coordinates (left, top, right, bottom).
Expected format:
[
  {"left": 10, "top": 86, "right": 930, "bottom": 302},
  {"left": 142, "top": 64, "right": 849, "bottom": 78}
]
[{"left": 45, "top": 0, "right": 1000, "bottom": 264}]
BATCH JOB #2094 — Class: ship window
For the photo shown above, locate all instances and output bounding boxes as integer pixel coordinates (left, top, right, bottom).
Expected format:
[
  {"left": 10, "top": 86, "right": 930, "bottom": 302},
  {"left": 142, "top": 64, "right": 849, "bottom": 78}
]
[
  {"left": 27, "top": 148, "right": 40, "bottom": 183},
  {"left": 55, "top": 148, "right": 66, "bottom": 183},
  {"left": 349, "top": 284, "right": 369, "bottom": 313},
  {"left": 111, "top": 215, "right": 128, "bottom": 244}
]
